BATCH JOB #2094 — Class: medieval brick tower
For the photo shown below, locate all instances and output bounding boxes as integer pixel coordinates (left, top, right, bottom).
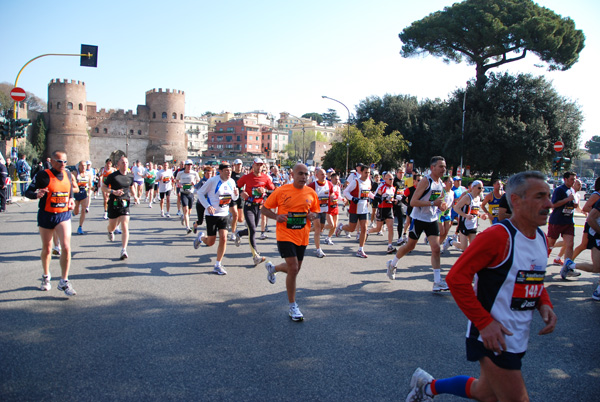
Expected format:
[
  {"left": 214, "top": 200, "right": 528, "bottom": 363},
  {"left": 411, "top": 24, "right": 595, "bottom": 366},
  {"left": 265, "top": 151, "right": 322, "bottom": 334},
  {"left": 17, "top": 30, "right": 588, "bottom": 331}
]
[
  {"left": 47, "top": 79, "right": 90, "bottom": 163},
  {"left": 145, "top": 88, "right": 187, "bottom": 164}
]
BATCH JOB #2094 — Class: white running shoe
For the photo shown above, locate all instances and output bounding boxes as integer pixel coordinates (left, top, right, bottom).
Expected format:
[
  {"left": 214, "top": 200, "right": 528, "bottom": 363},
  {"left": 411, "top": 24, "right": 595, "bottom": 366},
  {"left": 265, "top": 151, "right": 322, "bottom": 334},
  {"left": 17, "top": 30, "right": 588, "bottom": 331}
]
[
  {"left": 103, "top": 212, "right": 108, "bottom": 220},
  {"left": 561, "top": 259, "right": 581, "bottom": 279},
  {"left": 387, "top": 245, "right": 397, "bottom": 254},
  {"left": 289, "top": 304, "right": 304, "bottom": 322},
  {"left": 176, "top": 210, "right": 182, "bottom": 216},
  {"left": 432, "top": 279, "right": 449, "bottom": 292},
  {"left": 406, "top": 367, "right": 434, "bottom": 402},
  {"left": 213, "top": 265, "right": 227, "bottom": 275},
  {"left": 161, "top": 210, "right": 165, "bottom": 217},
  {"left": 315, "top": 248, "right": 326, "bottom": 258},
  {"left": 57, "top": 279, "right": 77, "bottom": 296},
  {"left": 356, "top": 250, "right": 368, "bottom": 258},
  {"left": 335, "top": 223, "right": 344, "bottom": 237},
  {"left": 40, "top": 275, "right": 51, "bottom": 291},
  {"left": 253, "top": 255, "right": 266, "bottom": 266},
  {"left": 52, "top": 246, "right": 61, "bottom": 256},
  {"left": 148, "top": 203, "right": 152, "bottom": 208},
  {"left": 108, "top": 232, "right": 114, "bottom": 242},
  {"left": 442, "top": 237, "right": 451, "bottom": 254},
  {"left": 120, "top": 249, "right": 128, "bottom": 260},
  {"left": 386, "top": 260, "right": 396, "bottom": 280},
  {"left": 259, "top": 232, "right": 268, "bottom": 240},
  {"left": 114, "top": 228, "right": 122, "bottom": 235},
  {"left": 234, "top": 231, "right": 241, "bottom": 247},
  {"left": 194, "top": 232, "right": 204, "bottom": 249},
  {"left": 265, "top": 261, "right": 276, "bottom": 284},
  {"left": 324, "top": 237, "right": 334, "bottom": 245},
  {"left": 180, "top": 214, "right": 185, "bottom": 226}
]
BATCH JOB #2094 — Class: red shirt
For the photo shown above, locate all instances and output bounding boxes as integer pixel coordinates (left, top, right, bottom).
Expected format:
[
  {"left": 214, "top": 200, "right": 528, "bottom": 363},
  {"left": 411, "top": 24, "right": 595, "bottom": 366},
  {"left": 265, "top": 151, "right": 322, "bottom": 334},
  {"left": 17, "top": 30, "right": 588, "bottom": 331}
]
[{"left": 237, "top": 172, "right": 275, "bottom": 204}]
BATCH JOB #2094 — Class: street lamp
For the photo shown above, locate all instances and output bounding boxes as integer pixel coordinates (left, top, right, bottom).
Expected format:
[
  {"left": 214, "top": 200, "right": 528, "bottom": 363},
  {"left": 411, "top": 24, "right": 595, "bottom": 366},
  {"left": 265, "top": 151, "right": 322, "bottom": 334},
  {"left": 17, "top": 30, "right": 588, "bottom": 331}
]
[
  {"left": 460, "top": 83, "right": 468, "bottom": 178},
  {"left": 321, "top": 96, "right": 351, "bottom": 176}
]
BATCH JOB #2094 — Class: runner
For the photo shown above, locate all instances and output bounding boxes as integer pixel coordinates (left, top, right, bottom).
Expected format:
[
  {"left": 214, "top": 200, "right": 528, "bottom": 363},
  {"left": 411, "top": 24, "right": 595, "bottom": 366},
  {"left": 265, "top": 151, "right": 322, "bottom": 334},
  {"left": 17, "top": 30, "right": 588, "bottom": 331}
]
[
  {"left": 100, "top": 159, "right": 116, "bottom": 219},
  {"left": 439, "top": 176, "right": 455, "bottom": 254},
  {"left": 176, "top": 160, "right": 200, "bottom": 234},
  {"left": 261, "top": 163, "right": 320, "bottom": 321},
  {"left": 174, "top": 161, "right": 185, "bottom": 216},
  {"left": 450, "top": 176, "right": 467, "bottom": 238},
  {"left": 194, "top": 162, "right": 239, "bottom": 275},
  {"left": 24, "top": 150, "right": 77, "bottom": 296},
  {"left": 452, "top": 180, "right": 488, "bottom": 252},
  {"left": 308, "top": 168, "right": 334, "bottom": 257},
  {"left": 400, "top": 173, "right": 422, "bottom": 245},
  {"left": 368, "top": 172, "right": 397, "bottom": 254},
  {"left": 228, "top": 159, "right": 245, "bottom": 241},
  {"left": 157, "top": 162, "right": 174, "bottom": 218},
  {"left": 85, "top": 160, "right": 95, "bottom": 210},
  {"left": 234, "top": 158, "right": 275, "bottom": 266},
  {"left": 73, "top": 160, "right": 94, "bottom": 235},
  {"left": 102, "top": 156, "right": 134, "bottom": 260},
  {"left": 405, "top": 171, "right": 557, "bottom": 402},
  {"left": 481, "top": 178, "right": 504, "bottom": 224},
  {"left": 386, "top": 156, "right": 449, "bottom": 292},
  {"left": 144, "top": 162, "right": 157, "bottom": 208},
  {"left": 337, "top": 165, "right": 372, "bottom": 258},
  {"left": 392, "top": 168, "right": 406, "bottom": 246},
  {"left": 193, "top": 166, "right": 214, "bottom": 233},
  {"left": 130, "top": 160, "right": 145, "bottom": 204},
  {"left": 323, "top": 172, "right": 343, "bottom": 245}
]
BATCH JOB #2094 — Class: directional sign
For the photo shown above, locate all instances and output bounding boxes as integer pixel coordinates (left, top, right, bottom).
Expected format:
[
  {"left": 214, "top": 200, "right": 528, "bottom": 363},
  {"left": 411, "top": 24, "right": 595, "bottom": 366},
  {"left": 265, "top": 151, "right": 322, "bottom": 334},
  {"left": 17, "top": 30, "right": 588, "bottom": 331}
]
[
  {"left": 10, "top": 87, "right": 26, "bottom": 102},
  {"left": 554, "top": 141, "right": 564, "bottom": 152}
]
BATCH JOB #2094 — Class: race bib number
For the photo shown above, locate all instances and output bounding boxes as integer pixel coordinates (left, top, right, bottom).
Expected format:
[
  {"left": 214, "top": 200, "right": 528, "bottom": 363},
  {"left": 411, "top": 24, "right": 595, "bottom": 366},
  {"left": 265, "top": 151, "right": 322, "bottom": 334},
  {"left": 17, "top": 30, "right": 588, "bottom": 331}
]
[
  {"left": 50, "top": 191, "right": 69, "bottom": 208},
  {"left": 563, "top": 206, "right": 574, "bottom": 216},
  {"left": 491, "top": 206, "right": 499, "bottom": 216},
  {"left": 470, "top": 206, "right": 480, "bottom": 215},
  {"left": 360, "top": 189, "right": 370, "bottom": 199},
  {"left": 252, "top": 187, "right": 262, "bottom": 197},
  {"left": 511, "top": 270, "right": 545, "bottom": 311},
  {"left": 162, "top": 176, "right": 170, "bottom": 183},
  {"left": 429, "top": 190, "right": 442, "bottom": 201},
  {"left": 287, "top": 212, "right": 307, "bottom": 229},
  {"left": 319, "top": 196, "right": 329, "bottom": 208},
  {"left": 219, "top": 194, "right": 232, "bottom": 206}
]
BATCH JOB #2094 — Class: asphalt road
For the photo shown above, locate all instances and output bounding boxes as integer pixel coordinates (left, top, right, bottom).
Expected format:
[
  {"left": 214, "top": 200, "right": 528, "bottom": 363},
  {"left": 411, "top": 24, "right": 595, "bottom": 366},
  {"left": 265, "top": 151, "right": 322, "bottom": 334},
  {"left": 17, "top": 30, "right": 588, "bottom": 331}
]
[{"left": 1, "top": 197, "right": 598, "bottom": 401}]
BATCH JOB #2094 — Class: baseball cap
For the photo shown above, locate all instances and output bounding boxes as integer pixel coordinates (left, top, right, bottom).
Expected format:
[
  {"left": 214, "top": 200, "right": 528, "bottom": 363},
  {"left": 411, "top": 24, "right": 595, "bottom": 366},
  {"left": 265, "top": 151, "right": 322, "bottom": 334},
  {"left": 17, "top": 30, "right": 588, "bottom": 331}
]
[
  {"left": 233, "top": 159, "right": 242, "bottom": 165},
  {"left": 184, "top": 159, "right": 193, "bottom": 165},
  {"left": 86, "top": 160, "right": 91, "bottom": 165},
  {"left": 453, "top": 176, "right": 462, "bottom": 181},
  {"left": 253, "top": 157, "right": 264, "bottom": 164},
  {"left": 326, "top": 168, "right": 334, "bottom": 173}
]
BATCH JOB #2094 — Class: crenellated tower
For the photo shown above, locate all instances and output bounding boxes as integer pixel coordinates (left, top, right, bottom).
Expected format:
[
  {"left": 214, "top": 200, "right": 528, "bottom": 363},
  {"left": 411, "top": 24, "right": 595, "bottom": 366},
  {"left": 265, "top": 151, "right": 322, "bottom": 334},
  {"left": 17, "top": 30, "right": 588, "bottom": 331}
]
[
  {"left": 145, "top": 88, "right": 186, "bottom": 164},
  {"left": 47, "top": 79, "right": 90, "bottom": 163}
]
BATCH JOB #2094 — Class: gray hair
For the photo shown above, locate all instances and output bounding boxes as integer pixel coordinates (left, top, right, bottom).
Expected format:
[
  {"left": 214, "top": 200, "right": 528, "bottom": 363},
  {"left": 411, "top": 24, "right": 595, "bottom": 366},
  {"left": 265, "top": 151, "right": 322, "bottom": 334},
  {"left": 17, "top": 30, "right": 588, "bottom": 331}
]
[{"left": 506, "top": 170, "right": 547, "bottom": 211}]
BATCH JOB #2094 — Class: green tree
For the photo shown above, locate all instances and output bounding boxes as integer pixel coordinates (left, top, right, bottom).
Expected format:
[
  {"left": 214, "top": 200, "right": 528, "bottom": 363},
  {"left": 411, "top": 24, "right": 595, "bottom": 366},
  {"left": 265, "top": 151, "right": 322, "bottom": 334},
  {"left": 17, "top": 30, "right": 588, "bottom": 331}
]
[
  {"left": 399, "top": 0, "right": 585, "bottom": 88},
  {"left": 301, "top": 112, "right": 324, "bottom": 125},
  {"left": 585, "top": 136, "right": 600, "bottom": 155},
  {"left": 361, "top": 119, "right": 409, "bottom": 171},
  {"left": 322, "top": 125, "right": 380, "bottom": 174},
  {"left": 31, "top": 115, "right": 47, "bottom": 156},
  {"left": 321, "top": 108, "right": 341, "bottom": 126}
]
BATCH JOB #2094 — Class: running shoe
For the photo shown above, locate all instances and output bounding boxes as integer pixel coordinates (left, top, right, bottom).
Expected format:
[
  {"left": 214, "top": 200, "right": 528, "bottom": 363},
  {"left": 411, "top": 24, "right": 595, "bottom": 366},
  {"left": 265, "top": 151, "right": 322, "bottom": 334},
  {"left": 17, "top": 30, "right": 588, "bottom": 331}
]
[
  {"left": 289, "top": 304, "right": 304, "bottom": 322},
  {"left": 186, "top": 228, "right": 192, "bottom": 235},
  {"left": 180, "top": 214, "right": 185, "bottom": 226},
  {"left": 376, "top": 231, "right": 383, "bottom": 236},
  {"left": 40, "top": 275, "right": 51, "bottom": 291},
  {"left": 345, "top": 233, "right": 352, "bottom": 238},
  {"left": 396, "top": 238, "right": 404, "bottom": 246},
  {"left": 148, "top": 203, "right": 152, "bottom": 208},
  {"left": 57, "top": 279, "right": 77, "bottom": 296},
  {"left": 405, "top": 367, "right": 434, "bottom": 402},
  {"left": 234, "top": 231, "right": 241, "bottom": 247},
  {"left": 213, "top": 265, "right": 227, "bottom": 275},
  {"left": 356, "top": 231, "right": 360, "bottom": 241},
  {"left": 592, "top": 288, "right": 600, "bottom": 301},
  {"left": 265, "top": 225, "right": 271, "bottom": 232},
  {"left": 432, "top": 279, "right": 450, "bottom": 292},
  {"left": 423, "top": 237, "right": 429, "bottom": 245},
  {"left": 114, "top": 228, "right": 122, "bottom": 235},
  {"left": 315, "top": 248, "right": 326, "bottom": 258},
  {"left": 386, "top": 260, "right": 396, "bottom": 280},
  {"left": 324, "top": 237, "right": 334, "bottom": 246},
  {"left": 176, "top": 210, "right": 182, "bottom": 216},
  {"left": 194, "top": 232, "right": 204, "bottom": 249},
  {"left": 166, "top": 213, "right": 171, "bottom": 218},
  {"left": 161, "top": 210, "right": 165, "bottom": 217},
  {"left": 560, "top": 259, "right": 581, "bottom": 279},
  {"left": 442, "top": 237, "right": 451, "bottom": 254},
  {"left": 265, "top": 261, "right": 276, "bottom": 284},
  {"left": 387, "top": 245, "right": 397, "bottom": 254},
  {"left": 108, "top": 232, "right": 114, "bottom": 242},
  {"left": 259, "top": 232, "right": 268, "bottom": 240},
  {"left": 335, "top": 223, "right": 344, "bottom": 237},
  {"left": 553, "top": 257, "right": 564, "bottom": 266},
  {"left": 85, "top": 207, "right": 89, "bottom": 213},
  {"left": 52, "top": 246, "right": 61, "bottom": 256},
  {"left": 253, "top": 255, "right": 266, "bottom": 266},
  {"left": 356, "top": 250, "right": 368, "bottom": 258},
  {"left": 77, "top": 226, "right": 84, "bottom": 235},
  {"left": 103, "top": 211, "right": 108, "bottom": 220},
  {"left": 120, "top": 249, "right": 128, "bottom": 260},
  {"left": 228, "top": 233, "right": 235, "bottom": 242}
]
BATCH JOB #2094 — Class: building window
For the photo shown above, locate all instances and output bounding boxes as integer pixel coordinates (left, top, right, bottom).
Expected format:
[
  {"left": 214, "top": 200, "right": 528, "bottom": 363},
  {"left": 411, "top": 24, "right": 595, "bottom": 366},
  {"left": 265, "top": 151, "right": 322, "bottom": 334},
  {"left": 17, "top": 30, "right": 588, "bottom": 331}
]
[
  {"left": 153, "top": 112, "right": 156, "bottom": 119},
  {"left": 162, "top": 112, "right": 167, "bottom": 119},
  {"left": 57, "top": 102, "right": 61, "bottom": 109},
  {"left": 79, "top": 103, "right": 83, "bottom": 111},
  {"left": 130, "top": 130, "right": 134, "bottom": 135},
  {"left": 237, "top": 136, "right": 241, "bottom": 141},
  {"left": 94, "top": 127, "right": 99, "bottom": 133},
  {"left": 138, "top": 130, "right": 142, "bottom": 135},
  {"left": 275, "top": 135, "right": 278, "bottom": 139},
  {"left": 172, "top": 112, "right": 177, "bottom": 119},
  {"left": 226, "top": 136, "right": 233, "bottom": 142},
  {"left": 67, "top": 102, "right": 73, "bottom": 110},
  {"left": 180, "top": 114, "right": 183, "bottom": 120},
  {"left": 103, "top": 128, "right": 108, "bottom": 134}
]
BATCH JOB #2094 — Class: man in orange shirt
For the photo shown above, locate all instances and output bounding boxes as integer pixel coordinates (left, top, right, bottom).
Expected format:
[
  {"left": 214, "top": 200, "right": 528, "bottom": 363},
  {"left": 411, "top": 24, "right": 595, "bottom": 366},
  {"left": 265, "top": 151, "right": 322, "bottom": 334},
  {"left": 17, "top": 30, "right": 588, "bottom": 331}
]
[{"left": 261, "top": 164, "right": 320, "bottom": 321}]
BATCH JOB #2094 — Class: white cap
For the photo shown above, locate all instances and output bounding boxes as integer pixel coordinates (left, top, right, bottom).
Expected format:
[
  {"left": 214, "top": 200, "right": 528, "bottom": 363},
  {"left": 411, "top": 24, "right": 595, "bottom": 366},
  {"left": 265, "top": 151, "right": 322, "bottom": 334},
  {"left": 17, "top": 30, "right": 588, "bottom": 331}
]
[
  {"left": 253, "top": 157, "right": 264, "bottom": 164},
  {"left": 233, "top": 159, "right": 243, "bottom": 165},
  {"left": 184, "top": 159, "right": 193, "bottom": 165}
]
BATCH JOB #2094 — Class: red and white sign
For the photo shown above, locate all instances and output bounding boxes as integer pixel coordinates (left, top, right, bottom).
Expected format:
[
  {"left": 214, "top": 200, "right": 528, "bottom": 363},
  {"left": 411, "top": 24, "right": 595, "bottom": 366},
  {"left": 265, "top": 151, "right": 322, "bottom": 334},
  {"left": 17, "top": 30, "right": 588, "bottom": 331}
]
[
  {"left": 554, "top": 141, "right": 564, "bottom": 152},
  {"left": 10, "top": 87, "right": 26, "bottom": 102}
]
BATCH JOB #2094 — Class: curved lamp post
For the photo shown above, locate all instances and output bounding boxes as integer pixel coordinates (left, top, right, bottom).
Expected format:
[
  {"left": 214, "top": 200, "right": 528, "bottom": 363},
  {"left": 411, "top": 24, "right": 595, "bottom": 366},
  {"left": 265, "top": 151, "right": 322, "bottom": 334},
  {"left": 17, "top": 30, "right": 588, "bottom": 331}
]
[{"left": 321, "top": 96, "right": 351, "bottom": 176}]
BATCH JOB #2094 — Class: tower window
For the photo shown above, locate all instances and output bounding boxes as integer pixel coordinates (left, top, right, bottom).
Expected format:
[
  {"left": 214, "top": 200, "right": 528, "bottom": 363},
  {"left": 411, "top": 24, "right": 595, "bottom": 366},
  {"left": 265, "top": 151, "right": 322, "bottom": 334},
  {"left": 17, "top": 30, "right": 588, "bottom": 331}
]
[
  {"left": 153, "top": 112, "right": 156, "bottom": 119},
  {"left": 79, "top": 103, "right": 83, "bottom": 111},
  {"left": 172, "top": 113, "right": 177, "bottom": 119},
  {"left": 138, "top": 130, "right": 142, "bottom": 135},
  {"left": 57, "top": 102, "right": 61, "bottom": 109},
  {"left": 162, "top": 112, "right": 167, "bottom": 119},
  {"left": 103, "top": 128, "right": 108, "bottom": 134},
  {"left": 180, "top": 114, "right": 183, "bottom": 120}
]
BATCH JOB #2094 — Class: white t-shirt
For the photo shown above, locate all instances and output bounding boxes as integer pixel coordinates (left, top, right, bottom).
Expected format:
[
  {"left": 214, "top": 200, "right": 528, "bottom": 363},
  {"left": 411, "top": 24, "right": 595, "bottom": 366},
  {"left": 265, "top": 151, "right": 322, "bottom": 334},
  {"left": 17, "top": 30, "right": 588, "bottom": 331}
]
[
  {"left": 197, "top": 176, "right": 239, "bottom": 216},
  {"left": 176, "top": 170, "right": 200, "bottom": 194},
  {"left": 157, "top": 169, "right": 174, "bottom": 193},
  {"left": 131, "top": 165, "right": 145, "bottom": 182}
]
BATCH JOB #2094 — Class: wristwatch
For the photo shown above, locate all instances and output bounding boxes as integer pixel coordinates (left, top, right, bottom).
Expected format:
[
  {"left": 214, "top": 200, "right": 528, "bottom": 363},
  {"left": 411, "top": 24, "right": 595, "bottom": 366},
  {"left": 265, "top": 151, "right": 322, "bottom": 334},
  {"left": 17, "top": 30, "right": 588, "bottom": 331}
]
[{"left": 430, "top": 201, "right": 434, "bottom": 206}]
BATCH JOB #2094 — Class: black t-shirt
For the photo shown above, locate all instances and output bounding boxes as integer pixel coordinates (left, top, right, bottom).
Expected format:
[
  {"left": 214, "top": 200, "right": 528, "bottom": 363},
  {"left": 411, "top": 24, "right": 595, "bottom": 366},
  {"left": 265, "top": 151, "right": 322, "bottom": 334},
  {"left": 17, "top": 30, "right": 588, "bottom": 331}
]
[
  {"left": 498, "top": 193, "right": 512, "bottom": 215},
  {"left": 105, "top": 170, "right": 134, "bottom": 201}
]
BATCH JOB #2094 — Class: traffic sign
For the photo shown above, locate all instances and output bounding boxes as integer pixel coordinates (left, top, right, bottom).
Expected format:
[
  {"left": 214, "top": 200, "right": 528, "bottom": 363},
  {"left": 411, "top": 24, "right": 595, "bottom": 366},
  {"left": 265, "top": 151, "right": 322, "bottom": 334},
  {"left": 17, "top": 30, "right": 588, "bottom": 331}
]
[
  {"left": 10, "top": 87, "right": 26, "bottom": 102},
  {"left": 554, "top": 141, "right": 564, "bottom": 152}
]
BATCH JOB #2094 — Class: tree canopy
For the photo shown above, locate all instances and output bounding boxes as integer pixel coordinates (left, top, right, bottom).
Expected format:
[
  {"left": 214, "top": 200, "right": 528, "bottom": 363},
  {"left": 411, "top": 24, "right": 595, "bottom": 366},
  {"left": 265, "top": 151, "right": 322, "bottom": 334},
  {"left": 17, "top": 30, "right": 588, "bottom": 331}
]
[
  {"left": 301, "top": 112, "right": 324, "bottom": 125},
  {"left": 322, "top": 108, "right": 341, "bottom": 126},
  {"left": 399, "top": 0, "right": 585, "bottom": 88},
  {"left": 585, "top": 136, "right": 600, "bottom": 155}
]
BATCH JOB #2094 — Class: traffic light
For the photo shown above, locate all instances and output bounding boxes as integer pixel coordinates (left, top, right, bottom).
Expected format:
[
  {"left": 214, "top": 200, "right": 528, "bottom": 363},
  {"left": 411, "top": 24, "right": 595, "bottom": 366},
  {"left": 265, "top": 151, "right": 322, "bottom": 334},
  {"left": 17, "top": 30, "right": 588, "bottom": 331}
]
[
  {"left": 14, "top": 119, "right": 31, "bottom": 138},
  {"left": 561, "top": 157, "right": 571, "bottom": 169},
  {"left": 552, "top": 157, "right": 561, "bottom": 172},
  {"left": 80, "top": 44, "right": 98, "bottom": 68},
  {"left": 0, "top": 117, "right": 10, "bottom": 140}
]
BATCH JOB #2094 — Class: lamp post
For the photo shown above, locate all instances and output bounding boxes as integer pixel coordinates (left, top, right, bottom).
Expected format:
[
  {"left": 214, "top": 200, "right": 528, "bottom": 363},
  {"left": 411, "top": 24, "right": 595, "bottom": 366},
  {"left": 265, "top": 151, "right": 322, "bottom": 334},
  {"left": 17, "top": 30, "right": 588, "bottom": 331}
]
[
  {"left": 321, "top": 96, "right": 351, "bottom": 176},
  {"left": 460, "top": 84, "right": 467, "bottom": 178}
]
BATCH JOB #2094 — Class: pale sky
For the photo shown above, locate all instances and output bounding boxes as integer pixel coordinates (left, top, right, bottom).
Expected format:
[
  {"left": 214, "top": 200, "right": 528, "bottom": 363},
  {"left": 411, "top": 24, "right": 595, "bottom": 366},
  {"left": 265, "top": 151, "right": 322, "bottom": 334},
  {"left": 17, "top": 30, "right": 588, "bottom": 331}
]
[{"left": 2, "top": 0, "right": 598, "bottom": 145}]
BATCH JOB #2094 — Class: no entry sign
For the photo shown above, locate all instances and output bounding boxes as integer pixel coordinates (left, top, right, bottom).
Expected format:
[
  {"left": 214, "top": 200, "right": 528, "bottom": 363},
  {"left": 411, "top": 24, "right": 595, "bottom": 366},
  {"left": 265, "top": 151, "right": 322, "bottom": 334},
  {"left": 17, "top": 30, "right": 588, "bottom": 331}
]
[
  {"left": 10, "top": 87, "right": 26, "bottom": 102},
  {"left": 554, "top": 141, "right": 564, "bottom": 152}
]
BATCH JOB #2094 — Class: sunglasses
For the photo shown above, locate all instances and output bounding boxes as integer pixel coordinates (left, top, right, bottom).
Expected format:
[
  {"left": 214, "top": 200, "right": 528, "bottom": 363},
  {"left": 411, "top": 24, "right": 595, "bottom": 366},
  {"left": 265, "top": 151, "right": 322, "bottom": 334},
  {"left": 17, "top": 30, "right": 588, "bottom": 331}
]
[
  {"left": 53, "top": 159, "right": 68, "bottom": 164},
  {"left": 476, "top": 187, "right": 483, "bottom": 190}
]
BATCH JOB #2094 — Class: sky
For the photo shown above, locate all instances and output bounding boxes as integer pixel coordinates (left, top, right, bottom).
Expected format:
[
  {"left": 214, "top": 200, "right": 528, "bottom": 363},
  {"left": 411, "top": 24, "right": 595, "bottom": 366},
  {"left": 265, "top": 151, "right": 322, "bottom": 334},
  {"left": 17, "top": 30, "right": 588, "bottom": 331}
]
[{"left": 2, "top": 0, "right": 598, "bottom": 146}]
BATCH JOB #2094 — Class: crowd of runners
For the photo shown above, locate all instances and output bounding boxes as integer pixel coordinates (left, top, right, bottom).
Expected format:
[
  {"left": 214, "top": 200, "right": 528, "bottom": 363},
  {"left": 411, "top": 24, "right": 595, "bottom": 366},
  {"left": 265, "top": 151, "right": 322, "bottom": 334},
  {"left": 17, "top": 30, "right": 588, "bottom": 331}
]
[{"left": 14, "top": 149, "right": 600, "bottom": 401}]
